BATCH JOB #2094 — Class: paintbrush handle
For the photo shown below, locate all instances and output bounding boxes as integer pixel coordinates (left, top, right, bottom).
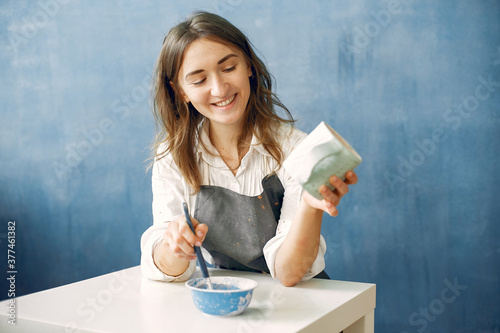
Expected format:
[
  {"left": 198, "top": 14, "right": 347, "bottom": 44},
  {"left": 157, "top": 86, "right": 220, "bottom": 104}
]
[
  {"left": 193, "top": 247, "right": 210, "bottom": 279},
  {"left": 182, "top": 202, "right": 210, "bottom": 280}
]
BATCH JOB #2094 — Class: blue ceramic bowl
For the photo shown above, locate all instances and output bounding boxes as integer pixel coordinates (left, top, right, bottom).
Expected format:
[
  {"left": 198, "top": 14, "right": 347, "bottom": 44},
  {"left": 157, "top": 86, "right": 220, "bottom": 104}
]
[{"left": 185, "top": 276, "right": 258, "bottom": 316}]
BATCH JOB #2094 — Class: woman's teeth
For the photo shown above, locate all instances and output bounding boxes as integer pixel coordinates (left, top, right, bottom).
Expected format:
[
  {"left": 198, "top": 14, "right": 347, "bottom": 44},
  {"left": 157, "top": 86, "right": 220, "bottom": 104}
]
[{"left": 214, "top": 94, "right": 235, "bottom": 107}]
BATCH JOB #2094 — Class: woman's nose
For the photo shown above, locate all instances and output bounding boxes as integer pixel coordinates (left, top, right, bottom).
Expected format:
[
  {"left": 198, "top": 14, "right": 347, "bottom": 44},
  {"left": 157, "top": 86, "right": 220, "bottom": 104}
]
[{"left": 210, "top": 74, "right": 229, "bottom": 98}]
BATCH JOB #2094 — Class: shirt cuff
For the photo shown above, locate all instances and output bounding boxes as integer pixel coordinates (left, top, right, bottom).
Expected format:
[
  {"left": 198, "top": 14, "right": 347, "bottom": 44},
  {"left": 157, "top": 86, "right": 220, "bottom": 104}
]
[
  {"left": 140, "top": 224, "right": 196, "bottom": 282},
  {"left": 263, "top": 233, "right": 327, "bottom": 282}
]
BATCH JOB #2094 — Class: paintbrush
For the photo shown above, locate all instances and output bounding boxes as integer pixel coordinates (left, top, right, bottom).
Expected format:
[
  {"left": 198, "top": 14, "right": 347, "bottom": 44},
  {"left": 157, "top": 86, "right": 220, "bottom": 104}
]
[{"left": 182, "top": 202, "right": 213, "bottom": 290}]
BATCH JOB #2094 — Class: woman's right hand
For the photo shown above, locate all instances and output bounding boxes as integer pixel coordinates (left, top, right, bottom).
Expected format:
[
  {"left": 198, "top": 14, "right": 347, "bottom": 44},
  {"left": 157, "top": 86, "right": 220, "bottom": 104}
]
[
  {"left": 153, "top": 215, "right": 208, "bottom": 275},
  {"left": 164, "top": 215, "right": 208, "bottom": 260}
]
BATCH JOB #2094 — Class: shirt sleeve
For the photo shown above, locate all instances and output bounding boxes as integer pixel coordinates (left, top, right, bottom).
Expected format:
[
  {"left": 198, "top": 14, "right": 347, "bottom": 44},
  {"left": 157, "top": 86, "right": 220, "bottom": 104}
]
[
  {"left": 140, "top": 151, "right": 196, "bottom": 282},
  {"left": 263, "top": 126, "right": 327, "bottom": 281}
]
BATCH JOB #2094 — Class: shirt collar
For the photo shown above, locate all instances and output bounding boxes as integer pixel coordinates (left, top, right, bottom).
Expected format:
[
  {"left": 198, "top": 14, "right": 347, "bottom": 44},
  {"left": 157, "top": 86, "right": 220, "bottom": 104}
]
[
  {"left": 249, "top": 131, "right": 272, "bottom": 157},
  {"left": 196, "top": 120, "right": 272, "bottom": 165}
]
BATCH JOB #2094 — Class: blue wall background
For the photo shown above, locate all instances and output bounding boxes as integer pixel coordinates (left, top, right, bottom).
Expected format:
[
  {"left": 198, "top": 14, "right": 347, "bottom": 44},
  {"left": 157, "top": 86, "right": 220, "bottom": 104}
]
[{"left": 1, "top": 0, "right": 499, "bottom": 332}]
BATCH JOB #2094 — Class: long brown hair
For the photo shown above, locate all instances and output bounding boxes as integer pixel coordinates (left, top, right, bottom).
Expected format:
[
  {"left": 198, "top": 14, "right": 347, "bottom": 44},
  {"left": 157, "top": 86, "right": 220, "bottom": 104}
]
[{"left": 152, "top": 11, "right": 295, "bottom": 193}]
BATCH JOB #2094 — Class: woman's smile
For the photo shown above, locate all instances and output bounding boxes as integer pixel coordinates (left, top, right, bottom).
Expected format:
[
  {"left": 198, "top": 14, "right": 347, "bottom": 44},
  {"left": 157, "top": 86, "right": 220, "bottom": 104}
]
[{"left": 212, "top": 93, "right": 237, "bottom": 107}]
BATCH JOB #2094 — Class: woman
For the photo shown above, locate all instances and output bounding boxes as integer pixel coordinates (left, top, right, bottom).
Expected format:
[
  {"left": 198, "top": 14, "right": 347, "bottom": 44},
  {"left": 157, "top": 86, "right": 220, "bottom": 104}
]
[{"left": 140, "top": 11, "right": 358, "bottom": 287}]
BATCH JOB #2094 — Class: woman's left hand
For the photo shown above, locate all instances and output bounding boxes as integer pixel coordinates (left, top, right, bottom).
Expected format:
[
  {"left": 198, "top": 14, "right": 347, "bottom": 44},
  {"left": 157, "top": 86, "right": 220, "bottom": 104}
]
[{"left": 302, "top": 170, "right": 358, "bottom": 217}]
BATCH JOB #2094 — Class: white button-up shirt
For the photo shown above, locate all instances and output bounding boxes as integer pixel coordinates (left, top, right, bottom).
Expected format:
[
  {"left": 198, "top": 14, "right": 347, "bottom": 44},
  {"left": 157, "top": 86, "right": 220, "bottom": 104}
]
[{"left": 140, "top": 121, "right": 326, "bottom": 282}]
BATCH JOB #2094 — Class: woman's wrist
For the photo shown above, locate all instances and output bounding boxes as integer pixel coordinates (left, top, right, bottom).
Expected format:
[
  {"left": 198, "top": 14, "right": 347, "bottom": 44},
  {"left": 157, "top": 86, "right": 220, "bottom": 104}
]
[
  {"left": 300, "top": 194, "right": 324, "bottom": 218},
  {"left": 153, "top": 239, "right": 190, "bottom": 277}
]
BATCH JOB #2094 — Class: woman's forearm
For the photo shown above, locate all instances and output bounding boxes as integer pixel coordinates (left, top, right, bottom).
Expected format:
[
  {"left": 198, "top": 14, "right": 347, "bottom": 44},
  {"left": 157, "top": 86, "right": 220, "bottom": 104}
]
[{"left": 274, "top": 199, "right": 324, "bottom": 287}]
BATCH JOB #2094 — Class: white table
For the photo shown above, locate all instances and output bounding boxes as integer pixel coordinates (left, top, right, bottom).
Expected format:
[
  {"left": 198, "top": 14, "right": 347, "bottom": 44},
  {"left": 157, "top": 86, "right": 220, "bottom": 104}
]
[{"left": 0, "top": 266, "right": 376, "bottom": 333}]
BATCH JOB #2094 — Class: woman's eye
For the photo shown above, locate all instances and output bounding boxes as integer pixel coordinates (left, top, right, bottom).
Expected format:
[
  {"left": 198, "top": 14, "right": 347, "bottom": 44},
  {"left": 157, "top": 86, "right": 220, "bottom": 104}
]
[
  {"left": 193, "top": 78, "right": 206, "bottom": 86},
  {"left": 224, "top": 65, "right": 236, "bottom": 72}
]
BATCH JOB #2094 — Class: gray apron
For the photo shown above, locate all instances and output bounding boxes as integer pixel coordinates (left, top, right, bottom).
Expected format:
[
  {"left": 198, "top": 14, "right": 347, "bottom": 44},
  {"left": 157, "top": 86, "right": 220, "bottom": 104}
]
[{"left": 194, "top": 173, "right": 329, "bottom": 279}]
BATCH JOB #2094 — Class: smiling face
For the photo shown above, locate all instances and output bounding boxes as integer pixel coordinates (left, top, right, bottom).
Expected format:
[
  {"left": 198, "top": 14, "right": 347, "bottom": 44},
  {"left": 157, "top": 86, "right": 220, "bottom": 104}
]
[{"left": 174, "top": 38, "right": 253, "bottom": 132}]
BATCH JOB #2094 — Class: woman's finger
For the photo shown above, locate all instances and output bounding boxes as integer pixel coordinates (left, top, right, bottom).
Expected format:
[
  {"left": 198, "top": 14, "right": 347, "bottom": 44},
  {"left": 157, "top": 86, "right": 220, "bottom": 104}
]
[
  {"left": 189, "top": 217, "right": 208, "bottom": 242},
  {"left": 163, "top": 236, "right": 193, "bottom": 260},
  {"left": 319, "top": 186, "right": 340, "bottom": 215},
  {"left": 320, "top": 185, "right": 339, "bottom": 205},
  {"left": 194, "top": 223, "right": 208, "bottom": 242},
  {"left": 178, "top": 219, "right": 202, "bottom": 247},
  {"left": 166, "top": 221, "right": 196, "bottom": 259},
  {"left": 344, "top": 170, "right": 358, "bottom": 185},
  {"left": 322, "top": 198, "right": 339, "bottom": 217},
  {"left": 329, "top": 175, "right": 349, "bottom": 197}
]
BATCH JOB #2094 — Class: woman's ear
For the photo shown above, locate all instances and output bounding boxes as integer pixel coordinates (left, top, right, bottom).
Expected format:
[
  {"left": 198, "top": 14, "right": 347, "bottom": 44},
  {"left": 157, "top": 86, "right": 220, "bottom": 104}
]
[{"left": 169, "top": 81, "right": 190, "bottom": 103}]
